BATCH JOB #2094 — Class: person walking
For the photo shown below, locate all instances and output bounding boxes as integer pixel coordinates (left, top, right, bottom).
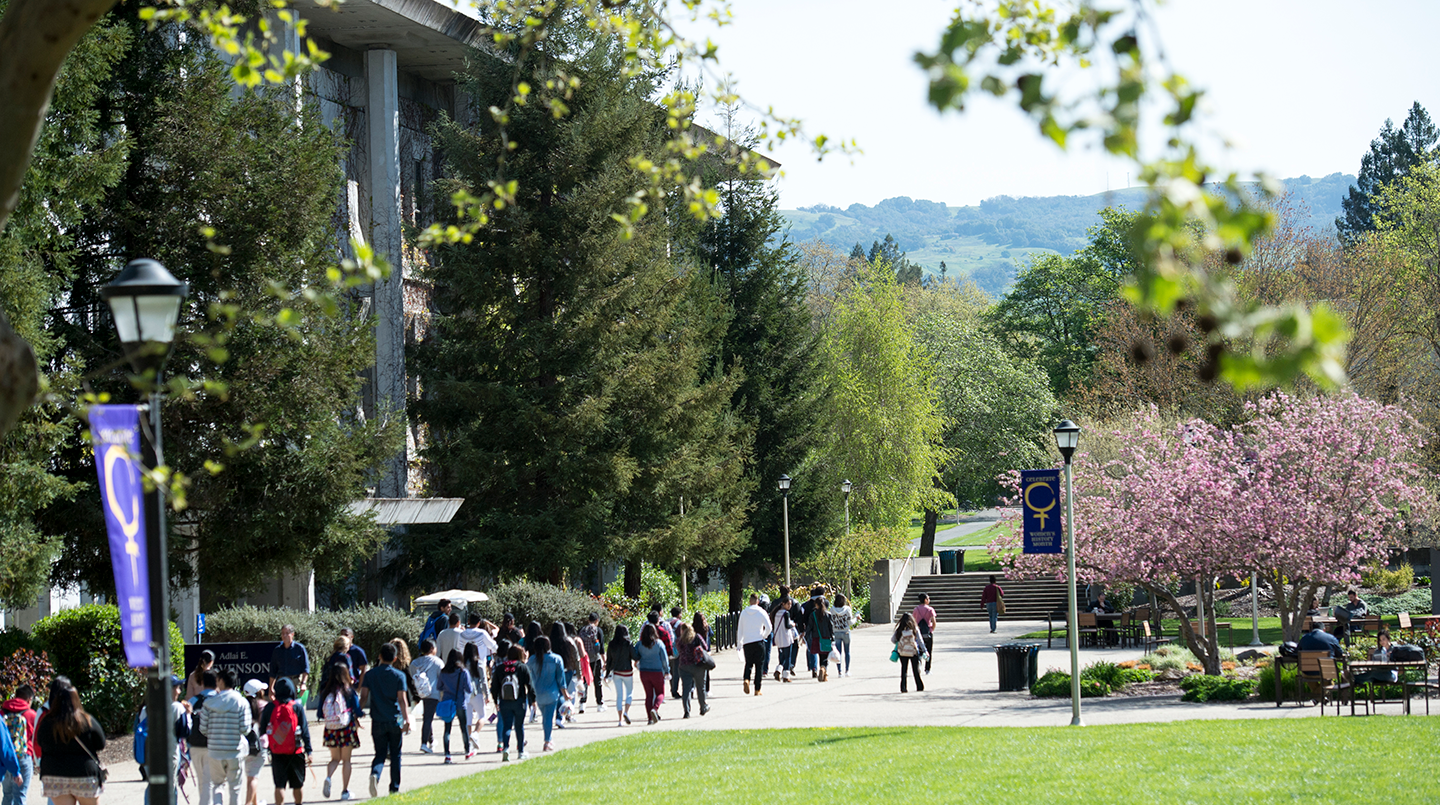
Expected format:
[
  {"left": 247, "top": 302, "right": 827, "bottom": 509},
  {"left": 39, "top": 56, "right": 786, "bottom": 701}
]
[
  {"left": 674, "top": 623, "right": 709, "bottom": 717},
  {"left": 436, "top": 650, "right": 474, "bottom": 763},
  {"left": 462, "top": 643, "right": 489, "bottom": 739},
  {"left": 3, "top": 683, "right": 39, "bottom": 805},
  {"left": 605, "top": 625, "right": 636, "bottom": 726},
  {"left": 807, "top": 595, "right": 835, "bottom": 681},
  {"left": 569, "top": 623, "right": 592, "bottom": 715},
  {"left": 830, "top": 594, "right": 854, "bottom": 677},
  {"left": 547, "top": 623, "right": 578, "bottom": 726},
  {"left": 318, "top": 636, "right": 355, "bottom": 701},
  {"left": 318, "top": 663, "right": 361, "bottom": 800},
  {"left": 692, "top": 613, "right": 713, "bottom": 694},
  {"left": 893, "top": 613, "right": 927, "bottom": 693},
  {"left": 666, "top": 608, "right": 685, "bottom": 700},
  {"left": 771, "top": 598, "right": 797, "bottom": 682},
  {"left": 737, "top": 593, "right": 772, "bottom": 696},
  {"left": 912, "top": 593, "right": 937, "bottom": 674},
  {"left": 258, "top": 678, "right": 311, "bottom": 805},
  {"left": 525, "top": 636, "right": 569, "bottom": 751},
  {"left": 579, "top": 614, "right": 605, "bottom": 711},
  {"left": 241, "top": 680, "right": 269, "bottom": 805},
  {"left": 200, "top": 669, "right": 252, "bottom": 805},
  {"left": 489, "top": 646, "right": 533, "bottom": 762},
  {"left": 338, "top": 629, "right": 369, "bottom": 689},
  {"left": 419, "top": 598, "right": 452, "bottom": 645},
  {"left": 407, "top": 640, "right": 442, "bottom": 755},
  {"left": 268, "top": 625, "right": 311, "bottom": 708},
  {"left": 980, "top": 576, "right": 1006, "bottom": 634},
  {"left": 632, "top": 625, "right": 671, "bottom": 724},
  {"left": 359, "top": 643, "right": 412, "bottom": 797},
  {"left": 35, "top": 677, "right": 105, "bottom": 805},
  {"left": 496, "top": 614, "right": 523, "bottom": 647},
  {"left": 185, "top": 650, "right": 216, "bottom": 701},
  {"left": 186, "top": 669, "right": 218, "bottom": 805},
  {"left": 436, "top": 614, "right": 464, "bottom": 666}
]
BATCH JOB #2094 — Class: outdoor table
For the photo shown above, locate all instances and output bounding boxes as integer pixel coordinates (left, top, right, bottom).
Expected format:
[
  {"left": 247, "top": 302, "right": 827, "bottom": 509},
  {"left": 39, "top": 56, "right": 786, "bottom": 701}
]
[
  {"left": 1346, "top": 659, "right": 1429, "bottom": 714},
  {"left": 1274, "top": 654, "right": 1347, "bottom": 707},
  {"left": 1095, "top": 612, "right": 1123, "bottom": 646}
]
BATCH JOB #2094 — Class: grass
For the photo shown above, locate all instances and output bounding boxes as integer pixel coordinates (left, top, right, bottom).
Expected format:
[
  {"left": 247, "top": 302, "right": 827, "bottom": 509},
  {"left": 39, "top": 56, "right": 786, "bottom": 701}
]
[
  {"left": 1013, "top": 615, "right": 1413, "bottom": 646},
  {"left": 394, "top": 721, "right": 1440, "bottom": 803},
  {"left": 904, "top": 520, "right": 956, "bottom": 542},
  {"left": 938, "top": 522, "right": 1009, "bottom": 547}
]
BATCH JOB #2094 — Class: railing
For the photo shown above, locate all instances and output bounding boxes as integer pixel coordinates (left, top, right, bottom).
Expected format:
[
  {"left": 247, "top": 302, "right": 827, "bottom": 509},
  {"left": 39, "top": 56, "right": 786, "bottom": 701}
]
[
  {"left": 890, "top": 546, "right": 919, "bottom": 604},
  {"left": 708, "top": 610, "right": 740, "bottom": 650}
]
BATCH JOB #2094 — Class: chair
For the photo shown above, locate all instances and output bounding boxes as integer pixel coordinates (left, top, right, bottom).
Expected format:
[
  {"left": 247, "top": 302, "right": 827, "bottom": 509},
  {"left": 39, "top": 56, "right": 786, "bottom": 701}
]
[
  {"left": 1318, "top": 658, "right": 1366, "bottom": 716},
  {"left": 1404, "top": 672, "right": 1440, "bottom": 715},
  {"left": 1141, "top": 620, "right": 1173, "bottom": 654},
  {"left": 1077, "top": 612, "right": 1100, "bottom": 648},
  {"left": 1399, "top": 612, "right": 1415, "bottom": 641},
  {"left": 1302, "top": 616, "right": 1314, "bottom": 633},
  {"left": 1117, "top": 611, "right": 1133, "bottom": 648},
  {"left": 1298, "top": 650, "right": 1330, "bottom": 706}
]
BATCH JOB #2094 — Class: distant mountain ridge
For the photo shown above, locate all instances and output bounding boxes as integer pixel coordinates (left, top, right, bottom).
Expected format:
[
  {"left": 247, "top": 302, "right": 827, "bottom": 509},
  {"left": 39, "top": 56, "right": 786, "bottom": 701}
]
[{"left": 781, "top": 173, "right": 1354, "bottom": 297}]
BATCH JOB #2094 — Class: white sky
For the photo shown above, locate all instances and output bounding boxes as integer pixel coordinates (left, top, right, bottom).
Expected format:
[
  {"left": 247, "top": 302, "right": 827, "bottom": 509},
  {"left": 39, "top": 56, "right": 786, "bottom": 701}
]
[{"left": 677, "top": 1, "right": 1440, "bottom": 209}]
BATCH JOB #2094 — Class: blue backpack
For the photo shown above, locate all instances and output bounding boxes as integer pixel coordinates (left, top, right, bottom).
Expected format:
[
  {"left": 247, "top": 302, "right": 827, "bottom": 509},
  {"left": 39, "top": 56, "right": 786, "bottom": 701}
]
[{"left": 420, "top": 612, "right": 446, "bottom": 644}]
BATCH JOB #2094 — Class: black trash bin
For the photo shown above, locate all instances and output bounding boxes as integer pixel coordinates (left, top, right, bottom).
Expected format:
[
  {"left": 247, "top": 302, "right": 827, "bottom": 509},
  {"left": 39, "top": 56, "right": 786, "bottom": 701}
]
[
  {"left": 995, "top": 644, "right": 1029, "bottom": 691},
  {"left": 955, "top": 549, "right": 966, "bottom": 573},
  {"left": 1026, "top": 644, "right": 1039, "bottom": 688},
  {"left": 939, "top": 550, "right": 956, "bottom": 574}
]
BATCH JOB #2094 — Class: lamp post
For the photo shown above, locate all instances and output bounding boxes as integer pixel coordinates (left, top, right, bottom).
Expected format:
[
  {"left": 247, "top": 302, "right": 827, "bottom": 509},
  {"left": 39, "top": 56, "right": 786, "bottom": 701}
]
[
  {"left": 102, "top": 258, "right": 188, "bottom": 805},
  {"left": 1249, "top": 572, "right": 1264, "bottom": 646},
  {"left": 778, "top": 474, "right": 792, "bottom": 588},
  {"left": 841, "top": 480, "right": 852, "bottom": 597},
  {"left": 1053, "top": 419, "right": 1082, "bottom": 727}
]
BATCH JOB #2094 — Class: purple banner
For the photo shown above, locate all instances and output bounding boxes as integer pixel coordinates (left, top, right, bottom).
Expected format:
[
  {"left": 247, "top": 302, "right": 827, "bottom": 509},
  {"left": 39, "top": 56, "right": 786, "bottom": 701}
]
[
  {"left": 1021, "top": 468, "right": 1063, "bottom": 554},
  {"left": 90, "top": 405, "right": 156, "bottom": 667}
]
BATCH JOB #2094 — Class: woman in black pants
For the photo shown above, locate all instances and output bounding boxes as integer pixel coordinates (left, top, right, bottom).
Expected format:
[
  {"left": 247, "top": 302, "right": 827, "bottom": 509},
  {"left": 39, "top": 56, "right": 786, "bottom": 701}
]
[{"left": 892, "top": 613, "right": 927, "bottom": 693}]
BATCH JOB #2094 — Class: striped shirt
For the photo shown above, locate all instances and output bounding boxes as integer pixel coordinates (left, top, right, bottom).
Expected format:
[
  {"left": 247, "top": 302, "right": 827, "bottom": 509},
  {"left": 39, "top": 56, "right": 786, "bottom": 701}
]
[{"left": 199, "top": 690, "right": 252, "bottom": 759}]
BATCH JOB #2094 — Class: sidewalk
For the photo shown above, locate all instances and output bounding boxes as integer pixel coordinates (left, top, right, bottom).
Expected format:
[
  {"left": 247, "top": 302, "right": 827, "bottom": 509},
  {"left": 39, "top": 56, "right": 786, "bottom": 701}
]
[{"left": 95, "top": 619, "right": 1324, "bottom": 805}]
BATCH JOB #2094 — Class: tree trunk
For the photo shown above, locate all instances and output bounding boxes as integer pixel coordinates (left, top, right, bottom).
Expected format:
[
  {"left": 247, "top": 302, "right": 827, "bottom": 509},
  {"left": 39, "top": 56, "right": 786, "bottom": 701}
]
[
  {"left": 623, "top": 559, "right": 641, "bottom": 600},
  {"left": 919, "top": 508, "right": 938, "bottom": 557},
  {"left": 727, "top": 564, "right": 745, "bottom": 614},
  {"left": 0, "top": 310, "right": 37, "bottom": 439},
  {"left": 1148, "top": 582, "right": 1222, "bottom": 676}
]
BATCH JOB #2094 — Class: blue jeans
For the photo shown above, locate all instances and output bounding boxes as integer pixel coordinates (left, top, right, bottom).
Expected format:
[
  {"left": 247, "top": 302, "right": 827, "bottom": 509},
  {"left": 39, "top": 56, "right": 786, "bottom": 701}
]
[
  {"left": 2, "top": 753, "right": 31, "bottom": 805},
  {"left": 612, "top": 674, "right": 634, "bottom": 711},
  {"left": 762, "top": 635, "right": 772, "bottom": 675},
  {"left": 370, "top": 719, "right": 403, "bottom": 793},
  {"left": 539, "top": 700, "right": 560, "bottom": 742},
  {"left": 498, "top": 700, "right": 526, "bottom": 753},
  {"left": 833, "top": 634, "right": 852, "bottom": 672},
  {"left": 987, "top": 601, "right": 999, "bottom": 631}
]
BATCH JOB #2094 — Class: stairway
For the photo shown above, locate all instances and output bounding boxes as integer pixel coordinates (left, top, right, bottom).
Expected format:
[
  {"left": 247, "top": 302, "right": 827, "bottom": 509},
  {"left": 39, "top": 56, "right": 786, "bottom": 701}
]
[{"left": 897, "top": 572, "right": 1081, "bottom": 622}]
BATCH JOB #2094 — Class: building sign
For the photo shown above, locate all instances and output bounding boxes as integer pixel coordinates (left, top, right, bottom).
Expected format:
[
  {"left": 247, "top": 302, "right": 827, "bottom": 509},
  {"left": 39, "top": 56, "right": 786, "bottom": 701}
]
[{"left": 184, "top": 642, "right": 277, "bottom": 689}]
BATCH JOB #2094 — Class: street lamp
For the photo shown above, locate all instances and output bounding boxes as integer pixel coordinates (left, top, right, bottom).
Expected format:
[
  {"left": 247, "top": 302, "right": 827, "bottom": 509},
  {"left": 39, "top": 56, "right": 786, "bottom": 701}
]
[
  {"left": 778, "top": 474, "right": 792, "bottom": 588},
  {"left": 1053, "top": 419, "right": 1082, "bottom": 727},
  {"left": 841, "top": 480, "right": 852, "bottom": 596},
  {"left": 102, "top": 258, "right": 188, "bottom": 805}
]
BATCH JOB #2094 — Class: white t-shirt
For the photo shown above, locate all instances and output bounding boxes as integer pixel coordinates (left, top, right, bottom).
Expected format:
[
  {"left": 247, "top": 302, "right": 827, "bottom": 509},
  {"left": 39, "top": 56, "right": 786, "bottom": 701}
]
[{"left": 459, "top": 627, "right": 498, "bottom": 663}]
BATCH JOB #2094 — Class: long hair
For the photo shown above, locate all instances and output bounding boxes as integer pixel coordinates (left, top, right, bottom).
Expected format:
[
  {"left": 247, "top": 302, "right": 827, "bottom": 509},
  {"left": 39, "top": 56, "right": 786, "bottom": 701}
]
[
  {"left": 526, "top": 621, "right": 543, "bottom": 642},
  {"left": 639, "top": 623, "right": 658, "bottom": 648},
  {"left": 676, "top": 623, "right": 695, "bottom": 648},
  {"left": 463, "top": 642, "right": 482, "bottom": 677},
  {"left": 893, "top": 612, "right": 917, "bottom": 643},
  {"left": 607, "top": 624, "right": 631, "bottom": 655},
  {"left": 388, "top": 638, "right": 412, "bottom": 671},
  {"left": 320, "top": 662, "right": 353, "bottom": 700},
  {"left": 47, "top": 677, "right": 89, "bottom": 742},
  {"left": 442, "top": 649, "right": 464, "bottom": 674},
  {"left": 531, "top": 635, "right": 552, "bottom": 657},
  {"left": 549, "top": 622, "right": 576, "bottom": 665},
  {"left": 691, "top": 612, "right": 708, "bottom": 638}
]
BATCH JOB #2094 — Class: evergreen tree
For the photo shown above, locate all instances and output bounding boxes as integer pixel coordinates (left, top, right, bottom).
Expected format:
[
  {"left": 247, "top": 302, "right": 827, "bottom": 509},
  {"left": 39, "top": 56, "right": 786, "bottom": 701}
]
[
  {"left": 409, "top": 27, "right": 748, "bottom": 586},
  {"left": 698, "top": 146, "right": 824, "bottom": 610},
  {"left": 35, "top": 13, "right": 398, "bottom": 600},
  {"left": 849, "top": 243, "right": 866, "bottom": 262},
  {"left": 1337, "top": 102, "right": 1438, "bottom": 241}
]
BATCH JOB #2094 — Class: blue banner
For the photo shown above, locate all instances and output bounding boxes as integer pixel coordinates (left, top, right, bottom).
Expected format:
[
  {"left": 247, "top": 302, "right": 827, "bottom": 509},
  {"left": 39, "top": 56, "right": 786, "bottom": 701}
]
[
  {"left": 90, "top": 405, "right": 156, "bottom": 667},
  {"left": 1021, "top": 469, "right": 1063, "bottom": 554}
]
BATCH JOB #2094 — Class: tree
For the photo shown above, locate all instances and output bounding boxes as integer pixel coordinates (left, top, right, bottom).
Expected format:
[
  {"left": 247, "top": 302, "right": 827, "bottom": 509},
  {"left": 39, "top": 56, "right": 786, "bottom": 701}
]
[
  {"left": 697, "top": 136, "right": 825, "bottom": 612},
  {"left": 811, "top": 259, "right": 949, "bottom": 532},
  {"left": 33, "top": 16, "right": 398, "bottom": 599},
  {"left": 1337, "top": 102, "right": 1438, "bottom": 242}
]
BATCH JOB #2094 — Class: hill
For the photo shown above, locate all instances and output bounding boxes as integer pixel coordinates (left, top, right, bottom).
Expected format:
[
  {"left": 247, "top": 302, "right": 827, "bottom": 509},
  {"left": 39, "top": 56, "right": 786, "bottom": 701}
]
[{"left": 782, "top": 173, "right": 1354, "bottom": 297}]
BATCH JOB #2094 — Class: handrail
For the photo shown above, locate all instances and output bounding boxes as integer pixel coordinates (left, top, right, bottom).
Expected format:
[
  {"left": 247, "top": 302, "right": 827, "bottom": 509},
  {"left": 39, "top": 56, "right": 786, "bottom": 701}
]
[{"left": 889, "top": 546, "right": 919, "bottom": 604}]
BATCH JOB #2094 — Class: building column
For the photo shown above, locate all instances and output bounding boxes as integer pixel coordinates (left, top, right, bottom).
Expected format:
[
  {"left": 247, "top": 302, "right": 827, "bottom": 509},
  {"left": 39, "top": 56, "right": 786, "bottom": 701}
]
[{"left": 366, "top": 48, "right": 407, "bottom": 498}]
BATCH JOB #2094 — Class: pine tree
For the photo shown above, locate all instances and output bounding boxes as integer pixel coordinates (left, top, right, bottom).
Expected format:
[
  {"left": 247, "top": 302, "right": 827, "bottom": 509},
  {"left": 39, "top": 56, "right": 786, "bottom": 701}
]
[
  {"left": 849, "top": 243, "right": 866, "bottom": 261},
  {"left": 1337, "top": 102, "right": 1438, "bottom": 241},
  {"left": 36, "top": 13, "right": 398, "bottom": 599}
]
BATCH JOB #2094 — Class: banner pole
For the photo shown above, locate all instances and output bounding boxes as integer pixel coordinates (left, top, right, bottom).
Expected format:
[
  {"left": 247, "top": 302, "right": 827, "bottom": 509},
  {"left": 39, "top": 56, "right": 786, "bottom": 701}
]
[{"left": 145, "top": 392, "right": 176, "bottom": 805}]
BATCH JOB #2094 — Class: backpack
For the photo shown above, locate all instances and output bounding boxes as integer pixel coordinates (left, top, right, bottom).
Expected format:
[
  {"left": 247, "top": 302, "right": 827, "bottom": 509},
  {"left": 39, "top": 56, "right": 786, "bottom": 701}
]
[
  {"left": 267, "top": 702, "right": 300, "bottom": 755},
  {"left": 498, "top": 662, "right": 520, "bottom": 702},
  {"left": 5, "top": 710, "right": 28, "bottom": 758},
  {"left": 188, "top": 692, "right": 213, "bottom": 747},
  {"left": 1392, "top": 644, "right": 1425, "bottom": 662},
  {"left": 420, "top": 612, "right": 445, "bottom": 644},
  {"left": 322, "top": 692, "right": 352, "bottom": 730}
]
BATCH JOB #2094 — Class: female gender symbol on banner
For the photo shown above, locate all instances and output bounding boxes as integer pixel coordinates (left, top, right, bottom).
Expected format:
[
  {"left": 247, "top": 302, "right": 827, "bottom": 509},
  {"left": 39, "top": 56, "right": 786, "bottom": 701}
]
[
  {"left": 89, "top": 405, "right": 156, "bottom": 667},
  {"left": 1021, "top": 468, "right": 1063, "bottom": 554},
  {"left": 103, "top": 444, "right": 144, "bottom": 589}
]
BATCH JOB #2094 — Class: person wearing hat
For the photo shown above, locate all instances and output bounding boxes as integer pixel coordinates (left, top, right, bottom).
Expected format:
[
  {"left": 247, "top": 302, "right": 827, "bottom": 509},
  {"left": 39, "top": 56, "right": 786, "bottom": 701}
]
[
  {"left": 241, "top": 679, "right": 269, "bottom": 805},
  {"left": 258, "top": 678, "right": 311, "bottom": 805}
]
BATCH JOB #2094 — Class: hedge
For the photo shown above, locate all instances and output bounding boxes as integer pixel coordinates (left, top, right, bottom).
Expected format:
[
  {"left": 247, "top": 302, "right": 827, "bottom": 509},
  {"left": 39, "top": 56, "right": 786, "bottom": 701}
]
[
  {"left": 473, "top": 581, "right": 614, "bottom": 638},
  {"left": 31, "top": 604, "right": 186, "bottom": 735},
  {"left": 203, "top": 605, "right": 424, "bottom": 663}
]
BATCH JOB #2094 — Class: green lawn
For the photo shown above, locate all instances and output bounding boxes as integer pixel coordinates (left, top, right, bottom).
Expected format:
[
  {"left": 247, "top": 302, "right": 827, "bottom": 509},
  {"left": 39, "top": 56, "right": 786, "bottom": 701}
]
[
  {"left": 394, "top": 721, "right": 1440, "bottom": 803},
  {"left": 938, "top": 521, "right": 1008, "bottom": 547},
  {"left": 1013, "top": 615, "right": 1412, "bottom": 647},
  {"left": 905, "top": 520, "right": 956, "bottom": 542}
]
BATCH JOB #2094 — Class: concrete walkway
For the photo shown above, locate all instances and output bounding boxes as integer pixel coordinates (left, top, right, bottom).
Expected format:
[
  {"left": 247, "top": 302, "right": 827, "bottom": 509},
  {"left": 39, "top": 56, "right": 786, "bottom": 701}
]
[{"left": 96, "top": 619, "right": 1344, "bottom": 804}]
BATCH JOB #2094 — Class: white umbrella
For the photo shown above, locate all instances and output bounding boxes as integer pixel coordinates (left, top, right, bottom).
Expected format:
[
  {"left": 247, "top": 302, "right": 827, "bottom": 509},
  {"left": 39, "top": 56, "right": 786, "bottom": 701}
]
[{"left": 414, "top": 588, "right": 489, "bottom": 606}]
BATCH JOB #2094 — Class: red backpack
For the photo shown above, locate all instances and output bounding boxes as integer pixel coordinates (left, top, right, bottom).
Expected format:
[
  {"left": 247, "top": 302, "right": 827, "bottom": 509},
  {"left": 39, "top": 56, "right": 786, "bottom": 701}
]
[{"left": 268, "top": 702, "right": 301, "bottom": 755}]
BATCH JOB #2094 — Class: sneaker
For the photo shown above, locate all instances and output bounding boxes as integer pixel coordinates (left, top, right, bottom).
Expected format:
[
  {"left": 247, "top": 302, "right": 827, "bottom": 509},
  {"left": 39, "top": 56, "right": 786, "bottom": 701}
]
[
  {"left": 368, "top": 773, "right": 380, "bottom": 799},
  {"left": 340, "top": 792, "right": 351, "bottom": 801},
  {"left": 647, "top": 713, "right": 656, "bottom": 725},
  {"left": 754, "top": 689, "right": 763, "bottom": 696},
  {"left": 743, "top": 679, "right": 750, "bottom": 694},
  {"left": 323, "top": 778, "right": 332, "bottom": 799},
  {"left": 700, "top": 705, "right": 710, "bottom": 715},
  {"left": 501, "top": 750, "right": 510, "bottom": 763},
  {"left": 773, "top": 670, "right": 781, "bottom": 681},
  {"left": 578, "top": 706, "right": 585, "bottom": 714},
  {"left": 465, "top": 750, "right": 475, "bottom": 760},
  {"left": 543, "top": 741, "right": 554, "bottom": 751},
  {"left": 496, "top": 743, "right": 503, "bottom": 753},
  {"left": 622, "top": 712, "right": 631, "bottom": 724},
  {"left": 419, "top": 744, "right": 434, "bottom": 755},
  {"left": 518, "top": 752, "right": 529, "bottom": 760},
  {"left": 444, "top": 756, "right": 453, "bottom": 764}
]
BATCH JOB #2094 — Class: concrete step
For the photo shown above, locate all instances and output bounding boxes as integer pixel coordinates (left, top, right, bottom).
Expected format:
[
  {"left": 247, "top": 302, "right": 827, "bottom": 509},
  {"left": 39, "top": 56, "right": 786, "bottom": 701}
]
[{"left": 896, "top": 572, "right": 1081, "bottom": 622}]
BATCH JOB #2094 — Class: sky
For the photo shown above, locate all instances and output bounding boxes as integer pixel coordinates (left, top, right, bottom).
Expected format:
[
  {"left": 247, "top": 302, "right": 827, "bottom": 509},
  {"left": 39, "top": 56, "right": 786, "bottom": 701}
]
[{"left": 676, "top": 1, "right": 1440, "bottom": 210}]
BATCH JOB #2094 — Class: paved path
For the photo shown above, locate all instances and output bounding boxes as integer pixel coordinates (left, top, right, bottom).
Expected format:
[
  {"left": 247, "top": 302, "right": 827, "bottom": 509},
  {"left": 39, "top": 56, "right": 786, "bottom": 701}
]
[{"left": 97, "top": 619, "right": 1341, "bottom": 804}]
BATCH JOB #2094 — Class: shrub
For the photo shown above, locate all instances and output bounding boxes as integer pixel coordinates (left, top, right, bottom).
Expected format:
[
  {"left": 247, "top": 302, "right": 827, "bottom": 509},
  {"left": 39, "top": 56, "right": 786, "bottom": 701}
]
[
  {"left": 1362, "top": 562, "right": 1415, "bottom": 595},
  {"left": 1179, "top": 674, "right": 1254, "bottom": 702},
  {"left": 0, "top": 627, "right": 41, "bottom": 659},
  {"left": 476, "top": 581, "right": 615, "bottom": 637},
  {"left": 1213, "top": 600, "right": 1233, "bottom": 617},
  {"left": 602, "top": 563, "right": 680, "bottom": 613},
  {"left": 1256, "top": 664, "right": 1299, "bottom": 702},
  {"left": 1032, "top": 669, "right": 1110, "bottom": 698},
  {"left": 0, "top": 649, "right": 53, "bottom": 703},
  {"left": 1352, "top": 587, "right": 1430, "bottom": 616},
  {"left": 1080, "top": 661, "right": 1153, "bottom": 690},
  {"left": 31, "top": 605, "right": 185, "bottom": 735}
]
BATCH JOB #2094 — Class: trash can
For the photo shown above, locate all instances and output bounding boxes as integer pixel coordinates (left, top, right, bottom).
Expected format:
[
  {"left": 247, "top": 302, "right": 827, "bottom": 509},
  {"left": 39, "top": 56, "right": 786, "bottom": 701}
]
[
  {"left": 955, "top": 549, "right": 966, "bottom": 573},
  {"left": 939, "top": 550, "right": 956, "bottom": 574},
  {"left": 1026, "top": 644, "right": 1039, "bottom": 688},
  {"left": 995, "top": 644, "right": 1040, "bottom": 691}
]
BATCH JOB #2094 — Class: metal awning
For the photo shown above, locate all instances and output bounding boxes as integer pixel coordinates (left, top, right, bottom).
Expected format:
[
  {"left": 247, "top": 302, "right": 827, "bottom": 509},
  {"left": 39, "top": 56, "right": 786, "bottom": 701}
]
[{"left": 346, "top": 497, "right": 464, "bottom": 524}]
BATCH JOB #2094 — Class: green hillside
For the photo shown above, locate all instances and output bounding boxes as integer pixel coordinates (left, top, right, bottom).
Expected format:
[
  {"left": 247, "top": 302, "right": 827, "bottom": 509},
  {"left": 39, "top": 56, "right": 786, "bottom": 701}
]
[{"left": 783, "top": 173, "right": 1353, "bottom": 297}]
